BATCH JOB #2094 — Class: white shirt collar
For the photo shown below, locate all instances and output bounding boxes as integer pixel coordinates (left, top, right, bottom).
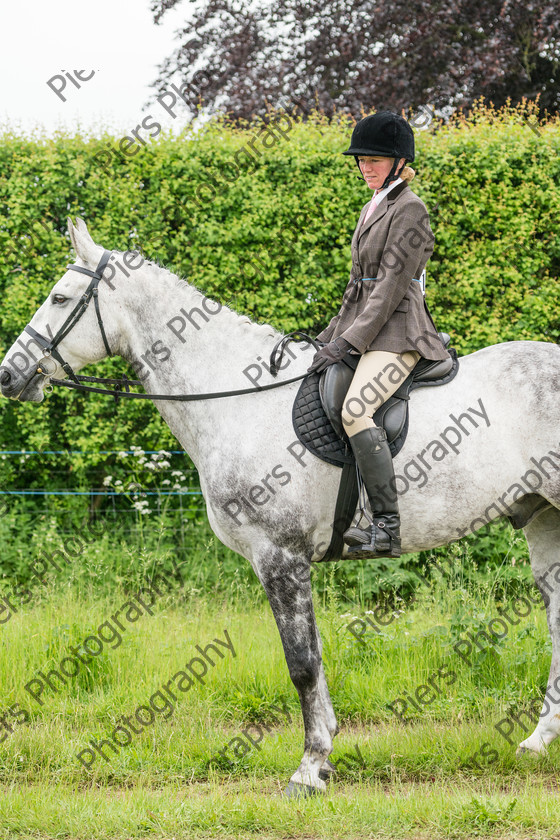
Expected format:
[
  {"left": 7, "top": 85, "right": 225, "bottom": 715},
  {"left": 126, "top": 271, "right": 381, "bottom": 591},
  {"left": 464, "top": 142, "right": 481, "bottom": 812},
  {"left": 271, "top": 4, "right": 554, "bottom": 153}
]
[{"left": 371, "top": 176, "right": 404, "bottom": 206}]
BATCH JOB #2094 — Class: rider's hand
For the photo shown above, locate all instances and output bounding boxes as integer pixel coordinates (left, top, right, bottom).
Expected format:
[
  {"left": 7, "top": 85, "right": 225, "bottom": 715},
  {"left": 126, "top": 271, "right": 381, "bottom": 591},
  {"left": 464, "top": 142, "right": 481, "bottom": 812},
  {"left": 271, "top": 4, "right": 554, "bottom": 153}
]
[{"left": 308, "top": 337, "right": 353, "bottom": 374}]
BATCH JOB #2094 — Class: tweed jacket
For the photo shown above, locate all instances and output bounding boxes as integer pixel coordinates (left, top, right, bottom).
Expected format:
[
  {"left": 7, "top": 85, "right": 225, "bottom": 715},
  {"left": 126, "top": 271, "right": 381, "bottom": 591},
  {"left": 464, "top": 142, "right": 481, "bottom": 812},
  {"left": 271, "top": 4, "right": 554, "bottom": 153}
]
[{"left": 316, "top": 181, "right": 450, "bottom": 361}]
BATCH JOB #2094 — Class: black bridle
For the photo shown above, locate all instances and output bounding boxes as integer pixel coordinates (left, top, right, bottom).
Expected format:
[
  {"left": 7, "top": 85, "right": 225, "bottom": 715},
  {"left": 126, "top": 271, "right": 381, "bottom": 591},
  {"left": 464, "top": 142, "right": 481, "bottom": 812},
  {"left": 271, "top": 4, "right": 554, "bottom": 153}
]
[
  {"left": 25, "top": 249, "right": 113, "bottom": 385},
  {"left": 25, "top": 251, "right": 315, "bottom": 403}
]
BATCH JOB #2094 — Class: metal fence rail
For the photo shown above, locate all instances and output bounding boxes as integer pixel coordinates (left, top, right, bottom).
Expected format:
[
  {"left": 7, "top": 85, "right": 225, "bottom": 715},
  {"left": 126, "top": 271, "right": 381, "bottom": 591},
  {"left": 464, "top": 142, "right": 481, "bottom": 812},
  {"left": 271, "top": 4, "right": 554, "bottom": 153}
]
[{"left": 0, "top": 449, "right": 203, "bottom": 496}]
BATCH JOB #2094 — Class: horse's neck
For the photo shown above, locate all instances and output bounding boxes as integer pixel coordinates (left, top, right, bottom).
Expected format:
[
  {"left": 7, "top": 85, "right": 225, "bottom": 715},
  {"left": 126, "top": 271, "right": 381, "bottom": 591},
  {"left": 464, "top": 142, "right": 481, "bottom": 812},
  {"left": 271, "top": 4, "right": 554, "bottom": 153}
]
[{"left": 115, "top": 268, "right": 281, "bottom": 462}]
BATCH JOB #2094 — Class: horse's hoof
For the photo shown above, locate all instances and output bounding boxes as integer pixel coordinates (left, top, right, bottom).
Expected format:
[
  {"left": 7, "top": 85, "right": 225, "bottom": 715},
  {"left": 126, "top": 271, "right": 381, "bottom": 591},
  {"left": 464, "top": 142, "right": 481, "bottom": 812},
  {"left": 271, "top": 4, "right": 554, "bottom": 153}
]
[
  {"left": 516, "top": 744, "right": 540, "bottom": 757},
  {"left": 319, "top": 759, "right": 337, "bottom": 781},
  {"left": 283, "top": 781, "right": 321, "bottom": 799}
]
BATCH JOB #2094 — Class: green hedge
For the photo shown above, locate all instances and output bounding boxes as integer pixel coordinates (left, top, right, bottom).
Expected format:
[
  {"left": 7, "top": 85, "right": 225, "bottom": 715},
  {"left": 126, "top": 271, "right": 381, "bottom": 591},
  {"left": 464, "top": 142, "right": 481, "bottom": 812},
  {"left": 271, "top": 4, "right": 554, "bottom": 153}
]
[{"left": 0, "top": 101, "right": 558, "bottom": 491}]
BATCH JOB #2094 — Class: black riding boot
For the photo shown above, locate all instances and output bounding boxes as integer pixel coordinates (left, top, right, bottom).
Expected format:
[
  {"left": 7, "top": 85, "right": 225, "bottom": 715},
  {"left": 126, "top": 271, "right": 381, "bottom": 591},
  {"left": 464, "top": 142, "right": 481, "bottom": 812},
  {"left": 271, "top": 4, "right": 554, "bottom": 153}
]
[{"left": 343, "top": 426, "right": 401, "bottom": 558}]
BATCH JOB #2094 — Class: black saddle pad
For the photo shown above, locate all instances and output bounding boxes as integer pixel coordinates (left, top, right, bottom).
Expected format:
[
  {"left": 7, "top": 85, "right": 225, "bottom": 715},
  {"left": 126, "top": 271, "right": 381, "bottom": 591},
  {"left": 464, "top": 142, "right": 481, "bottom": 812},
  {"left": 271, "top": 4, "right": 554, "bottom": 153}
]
[{"left": 292, "top": 371, "right": 354, "bottom": 467}]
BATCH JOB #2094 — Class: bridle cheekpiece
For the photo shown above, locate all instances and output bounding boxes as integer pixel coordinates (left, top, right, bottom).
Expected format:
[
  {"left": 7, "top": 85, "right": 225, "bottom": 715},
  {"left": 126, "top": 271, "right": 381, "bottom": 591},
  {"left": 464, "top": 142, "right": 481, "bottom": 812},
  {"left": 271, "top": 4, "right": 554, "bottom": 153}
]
[{"left": 24, "top": 250, "right": 113, "bottom": 384}]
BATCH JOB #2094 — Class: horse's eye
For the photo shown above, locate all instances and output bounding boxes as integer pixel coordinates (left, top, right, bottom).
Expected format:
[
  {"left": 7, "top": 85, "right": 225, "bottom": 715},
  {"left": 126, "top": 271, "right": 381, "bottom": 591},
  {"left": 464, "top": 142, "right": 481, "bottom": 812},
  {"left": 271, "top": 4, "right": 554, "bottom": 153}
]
[{"left": 53, "top": 294, "right": 67, "bottom": 304}]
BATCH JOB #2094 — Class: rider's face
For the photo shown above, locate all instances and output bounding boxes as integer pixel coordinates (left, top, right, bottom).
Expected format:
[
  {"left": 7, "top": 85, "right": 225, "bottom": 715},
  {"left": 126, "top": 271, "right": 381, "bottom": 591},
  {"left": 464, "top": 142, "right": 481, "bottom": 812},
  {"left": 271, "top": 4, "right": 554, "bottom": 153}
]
[{"left": 358, "top": 156, "right": 404, "bottom": 191}]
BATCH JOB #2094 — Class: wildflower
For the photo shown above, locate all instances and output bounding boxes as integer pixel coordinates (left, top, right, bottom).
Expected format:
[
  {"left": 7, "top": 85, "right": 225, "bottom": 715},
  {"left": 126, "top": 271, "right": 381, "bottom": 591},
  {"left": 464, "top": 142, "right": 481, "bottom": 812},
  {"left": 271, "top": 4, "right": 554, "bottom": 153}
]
[
  {"left": 103, "top": 476, "right": 113, "bottom": 486},
  {"left": 133, "top": 500, "right": 150, "bottom": 511}
]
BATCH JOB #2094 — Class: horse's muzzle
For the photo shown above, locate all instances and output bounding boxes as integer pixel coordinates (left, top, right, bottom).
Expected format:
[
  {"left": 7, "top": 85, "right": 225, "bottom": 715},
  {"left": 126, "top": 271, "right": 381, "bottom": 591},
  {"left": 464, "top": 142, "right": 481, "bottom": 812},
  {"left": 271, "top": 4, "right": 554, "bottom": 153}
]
[{"left": 0, "top": 366, "right": 46, "bottom": 402}]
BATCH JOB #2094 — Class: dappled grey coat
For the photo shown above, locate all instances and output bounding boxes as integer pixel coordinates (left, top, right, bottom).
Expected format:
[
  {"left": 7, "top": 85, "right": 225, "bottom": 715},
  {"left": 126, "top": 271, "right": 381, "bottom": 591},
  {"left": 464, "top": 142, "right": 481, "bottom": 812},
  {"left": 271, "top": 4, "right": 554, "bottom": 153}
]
[{"left": 316, "top": 181, "right": 450, "bottom": 361}]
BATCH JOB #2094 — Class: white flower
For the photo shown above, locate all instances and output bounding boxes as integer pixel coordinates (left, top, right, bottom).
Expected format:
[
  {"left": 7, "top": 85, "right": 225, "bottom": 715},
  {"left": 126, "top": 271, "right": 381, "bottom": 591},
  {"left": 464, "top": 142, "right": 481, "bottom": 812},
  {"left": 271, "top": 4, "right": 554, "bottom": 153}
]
[
  {"left": 114, "top": 480, "right": 123, "bottom": 487},
  {"left": 161, "top": 479, "right": 171, "bottom": 486},
  {"left": 103, "top": 476, "right": 113, "bottom": 486},
  {"left": 171, "top": 471, "right": 183, "bottom": 478},
  {"left": 144, "top": 462, "right": 156, "bottom": 470},
  {"left": 133, "top": 500, "right": 150, "bottom": 511},
  {"left": 117, "top": 451, "right": 128, "bottom": 458}
]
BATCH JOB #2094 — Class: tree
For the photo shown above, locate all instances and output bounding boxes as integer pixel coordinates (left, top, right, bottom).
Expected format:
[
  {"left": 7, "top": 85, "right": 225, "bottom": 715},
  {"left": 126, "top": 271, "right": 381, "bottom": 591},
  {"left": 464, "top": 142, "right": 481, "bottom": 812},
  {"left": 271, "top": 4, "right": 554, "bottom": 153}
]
[{"left": 149, "top": 0, "right": 560, "bottom": 120}]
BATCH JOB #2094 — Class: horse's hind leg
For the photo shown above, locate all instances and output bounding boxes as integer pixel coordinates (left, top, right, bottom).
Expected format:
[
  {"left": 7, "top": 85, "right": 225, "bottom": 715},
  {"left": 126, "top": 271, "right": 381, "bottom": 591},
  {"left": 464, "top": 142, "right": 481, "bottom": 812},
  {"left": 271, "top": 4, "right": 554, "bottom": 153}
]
[
  {"left": 518, "top": 507, "right": 560, "bottom": 754},
  {"left": 258, "top": 547, "right": 337, "bottom": 795}
]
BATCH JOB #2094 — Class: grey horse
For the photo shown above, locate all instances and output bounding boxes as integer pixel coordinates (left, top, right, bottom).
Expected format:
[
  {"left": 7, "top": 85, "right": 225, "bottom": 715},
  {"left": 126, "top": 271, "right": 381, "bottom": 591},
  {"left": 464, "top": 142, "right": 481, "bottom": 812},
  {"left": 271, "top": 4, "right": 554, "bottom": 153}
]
[{"left": 1, "top": 218, "right": 559, "bottom": 795}]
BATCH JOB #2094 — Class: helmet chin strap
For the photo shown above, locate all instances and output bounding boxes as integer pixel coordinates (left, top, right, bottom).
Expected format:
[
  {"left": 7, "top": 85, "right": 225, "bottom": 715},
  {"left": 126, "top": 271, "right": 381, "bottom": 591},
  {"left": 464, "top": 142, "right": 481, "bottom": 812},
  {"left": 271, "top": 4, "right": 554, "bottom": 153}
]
[
  {"left": 354, "top": 157, "right": 365, "bottom": 181},
  {"left": 380, "top": 158, "right": 406, "bottom": 190}
]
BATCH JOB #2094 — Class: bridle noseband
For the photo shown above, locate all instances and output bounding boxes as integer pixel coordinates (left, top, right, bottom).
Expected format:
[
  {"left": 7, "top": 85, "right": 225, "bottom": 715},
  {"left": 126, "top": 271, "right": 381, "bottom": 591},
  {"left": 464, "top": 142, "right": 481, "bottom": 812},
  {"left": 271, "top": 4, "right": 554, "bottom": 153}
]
[{"left": 24, "top": 250, "right": 113, "bottom": 384}]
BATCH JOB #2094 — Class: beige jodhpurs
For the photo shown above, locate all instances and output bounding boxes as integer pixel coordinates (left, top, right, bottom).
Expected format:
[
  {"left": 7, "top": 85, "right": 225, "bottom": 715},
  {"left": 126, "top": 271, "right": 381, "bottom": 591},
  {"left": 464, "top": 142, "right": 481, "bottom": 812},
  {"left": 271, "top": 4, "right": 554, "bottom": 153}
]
[{"left": 341, "top": 350, "right": 420, "bottom": 437}]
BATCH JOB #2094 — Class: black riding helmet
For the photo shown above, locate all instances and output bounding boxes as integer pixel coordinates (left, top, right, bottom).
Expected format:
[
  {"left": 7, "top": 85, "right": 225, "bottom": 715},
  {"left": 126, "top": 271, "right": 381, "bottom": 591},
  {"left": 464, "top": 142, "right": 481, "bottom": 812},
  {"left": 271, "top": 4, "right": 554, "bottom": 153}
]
[{"left": 343, "top": 111, "right": 415, "bottom": 190}]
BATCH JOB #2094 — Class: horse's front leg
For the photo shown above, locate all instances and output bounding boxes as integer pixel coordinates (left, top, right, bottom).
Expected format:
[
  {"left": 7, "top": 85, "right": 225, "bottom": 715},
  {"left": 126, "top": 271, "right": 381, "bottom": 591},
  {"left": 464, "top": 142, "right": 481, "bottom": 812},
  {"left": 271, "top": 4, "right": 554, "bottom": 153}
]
[
  {"left": 517, "top": 508, "right": 560, "bottom": 754},
  {"left": 258, "top": 547, "right": 337, "bottom": 796}
]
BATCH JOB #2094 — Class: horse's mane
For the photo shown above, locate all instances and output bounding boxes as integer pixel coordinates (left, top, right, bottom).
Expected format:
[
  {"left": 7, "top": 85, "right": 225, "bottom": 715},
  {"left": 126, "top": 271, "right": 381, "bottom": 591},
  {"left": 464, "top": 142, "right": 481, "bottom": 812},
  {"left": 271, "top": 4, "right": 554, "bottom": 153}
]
[{"left": 119, "top": 251, "right": 280, "bottom": 343}]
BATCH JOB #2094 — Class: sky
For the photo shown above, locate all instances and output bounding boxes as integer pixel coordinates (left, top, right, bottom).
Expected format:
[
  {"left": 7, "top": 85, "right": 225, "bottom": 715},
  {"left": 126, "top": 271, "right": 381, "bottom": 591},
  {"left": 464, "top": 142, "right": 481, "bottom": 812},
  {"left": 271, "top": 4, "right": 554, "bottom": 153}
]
[{"left": 1, "top": 0, "right": 191, "bottom": 136}]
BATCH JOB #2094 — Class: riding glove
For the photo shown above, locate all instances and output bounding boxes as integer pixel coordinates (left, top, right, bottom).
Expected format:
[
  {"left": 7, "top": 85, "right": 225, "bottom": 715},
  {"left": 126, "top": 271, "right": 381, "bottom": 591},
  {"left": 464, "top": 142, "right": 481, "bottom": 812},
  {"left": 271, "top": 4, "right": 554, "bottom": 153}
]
[{"left": 308, "top": 337, "right": 354, "bottom": 374}]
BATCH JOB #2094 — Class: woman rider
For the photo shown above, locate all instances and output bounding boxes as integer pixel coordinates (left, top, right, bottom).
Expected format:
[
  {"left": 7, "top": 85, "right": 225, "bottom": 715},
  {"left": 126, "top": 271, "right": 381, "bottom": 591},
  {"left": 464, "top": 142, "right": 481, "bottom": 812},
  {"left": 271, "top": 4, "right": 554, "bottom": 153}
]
[{"left": 309, "top": 111, "right": 450, "bottom": 559}]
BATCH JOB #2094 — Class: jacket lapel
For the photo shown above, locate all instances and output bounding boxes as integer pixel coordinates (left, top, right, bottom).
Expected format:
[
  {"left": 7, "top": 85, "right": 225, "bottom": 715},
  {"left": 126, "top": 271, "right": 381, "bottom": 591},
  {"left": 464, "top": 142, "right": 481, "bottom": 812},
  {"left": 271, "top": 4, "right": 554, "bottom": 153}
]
[{"left": 358, "top": 181, "right": 409, "bottom": 239}]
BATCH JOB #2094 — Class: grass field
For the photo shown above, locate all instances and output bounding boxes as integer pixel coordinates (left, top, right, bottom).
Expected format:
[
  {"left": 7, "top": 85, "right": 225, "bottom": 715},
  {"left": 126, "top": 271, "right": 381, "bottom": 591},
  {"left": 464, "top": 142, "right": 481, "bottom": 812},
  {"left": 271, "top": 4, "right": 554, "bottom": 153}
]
[{"left": 1, "top": 541, "right": 560, "bottom": 840}]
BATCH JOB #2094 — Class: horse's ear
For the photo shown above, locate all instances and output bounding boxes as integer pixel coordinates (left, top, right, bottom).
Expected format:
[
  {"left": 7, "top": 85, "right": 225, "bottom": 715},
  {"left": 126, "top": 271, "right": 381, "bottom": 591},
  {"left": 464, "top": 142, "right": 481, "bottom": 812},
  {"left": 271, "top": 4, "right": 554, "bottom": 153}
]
[
  {"left": 66, "top": 217, "right": 102, "bottom": 265},
  {"left": 67, "top": 217, "right": 79, "bottom": 254}
]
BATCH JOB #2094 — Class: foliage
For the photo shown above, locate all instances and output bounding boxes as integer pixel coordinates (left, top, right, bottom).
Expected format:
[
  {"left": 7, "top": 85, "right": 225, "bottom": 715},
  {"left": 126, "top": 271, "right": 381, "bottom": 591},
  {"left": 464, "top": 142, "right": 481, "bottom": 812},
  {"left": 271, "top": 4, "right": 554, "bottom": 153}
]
[{"left": 148, "top": 0, "right": 560, "bottom": 119}]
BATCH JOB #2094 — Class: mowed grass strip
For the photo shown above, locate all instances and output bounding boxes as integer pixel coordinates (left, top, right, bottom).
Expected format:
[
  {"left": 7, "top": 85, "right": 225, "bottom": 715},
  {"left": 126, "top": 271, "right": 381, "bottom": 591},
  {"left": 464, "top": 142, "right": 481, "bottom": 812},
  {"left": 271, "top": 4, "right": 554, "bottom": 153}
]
[{"left": 2, "top": 777, "right": 560, "bottom": 839}]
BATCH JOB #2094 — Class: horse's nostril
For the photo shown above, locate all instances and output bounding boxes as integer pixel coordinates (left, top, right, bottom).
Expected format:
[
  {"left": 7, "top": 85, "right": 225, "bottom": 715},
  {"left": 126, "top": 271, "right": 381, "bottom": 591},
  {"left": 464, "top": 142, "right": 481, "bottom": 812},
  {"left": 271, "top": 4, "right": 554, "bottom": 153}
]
[{"left": 0, "top": 370, "right": 11, "bottom": 386}]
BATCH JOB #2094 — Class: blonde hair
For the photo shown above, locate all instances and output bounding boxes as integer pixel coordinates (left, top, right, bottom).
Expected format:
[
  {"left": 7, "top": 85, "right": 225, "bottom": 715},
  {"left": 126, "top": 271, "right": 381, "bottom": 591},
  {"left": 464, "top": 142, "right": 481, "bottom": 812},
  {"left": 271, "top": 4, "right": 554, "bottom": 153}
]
[{"left": 399, "top": 164, "right": 416, "bottom": 184}]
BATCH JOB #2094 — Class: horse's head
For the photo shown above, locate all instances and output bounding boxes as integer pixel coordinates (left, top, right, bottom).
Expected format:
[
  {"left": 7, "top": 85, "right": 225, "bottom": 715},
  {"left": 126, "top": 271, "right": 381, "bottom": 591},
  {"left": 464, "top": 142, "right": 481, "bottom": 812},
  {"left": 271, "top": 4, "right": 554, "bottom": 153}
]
[{"left": 1, "top": 218, "right": 120, "bottom": 403}]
